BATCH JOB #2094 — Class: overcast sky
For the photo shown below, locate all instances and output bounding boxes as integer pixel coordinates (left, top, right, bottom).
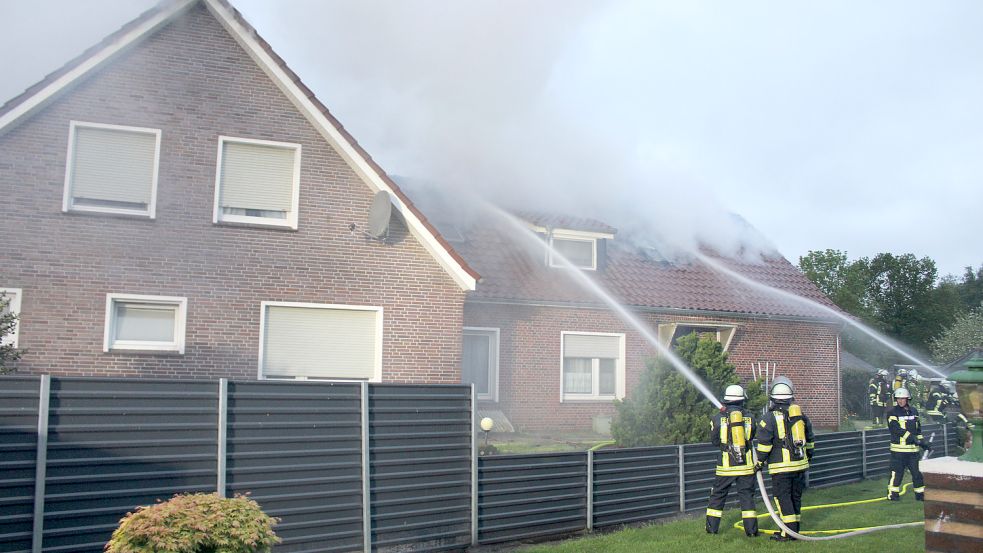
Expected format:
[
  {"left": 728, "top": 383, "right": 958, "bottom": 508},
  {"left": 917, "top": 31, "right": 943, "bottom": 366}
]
[{"left": 2, "top": 0, "right": 981, "bottom": 277}]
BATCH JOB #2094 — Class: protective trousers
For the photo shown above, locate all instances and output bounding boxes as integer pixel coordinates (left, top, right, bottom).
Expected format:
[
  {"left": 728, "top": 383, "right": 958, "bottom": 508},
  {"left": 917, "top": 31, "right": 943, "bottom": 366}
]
[
  {"left": 705, "top": 474, "right": 758, "bottom": 536},
  {"left": 888, "top": 452, "right": 924, "bottom": 500},
  {"left": 771, "top": 471, "right": 805, "bottom": 538}
]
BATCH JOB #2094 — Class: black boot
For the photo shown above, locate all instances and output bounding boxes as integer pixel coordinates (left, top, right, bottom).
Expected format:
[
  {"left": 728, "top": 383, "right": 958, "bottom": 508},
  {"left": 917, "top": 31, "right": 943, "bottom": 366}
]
[
  {"left": 744, "top": 517, "right": 758, "bottom": 537},
  {"left": 915, "top": 492, "right": 924, "bottom": 501},
  {"left": 888, "top": 492, "right": 900, "bottom": 501},
  {"left": 787, "top": 521, "right": 799, "bottom": 540},
  {"left": 770, "top": 533, "right": 792, "bottom": 542},
  {"left": 705, "top": 516, "right": 721, "bottom": 534}
]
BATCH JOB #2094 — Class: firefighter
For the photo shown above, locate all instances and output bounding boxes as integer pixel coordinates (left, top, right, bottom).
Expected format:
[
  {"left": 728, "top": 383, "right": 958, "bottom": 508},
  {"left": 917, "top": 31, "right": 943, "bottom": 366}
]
[
  {"left": 754, "top": 377, "right": 815, "bottom": 542},
  {"left": 926, "top": 381, "right": 972, "bottom": 449},
  {"left": 706, "top": 384, "right": 758, "bottom": 537},
  {"left": 867, "top": 369, "right": 891, "bottom": 425},
  {"left": 906, "top": 369, "right": 925, "bottom": 409},
  {"left": 887, "top": 388, "right": 931, "bottom": 501},
  {"left": 892, "top": 368, "right": 908, "bottom": 391}
]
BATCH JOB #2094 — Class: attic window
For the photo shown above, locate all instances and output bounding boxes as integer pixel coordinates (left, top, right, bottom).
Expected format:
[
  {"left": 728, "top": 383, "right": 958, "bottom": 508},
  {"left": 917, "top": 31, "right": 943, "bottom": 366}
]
[
  {"left": 214, "top": 136, "right": 301, "bottom": 229},
  {"left": 549, "top": 234, "right": 596, "bottom": 270},
  {"left": 659, "top": 323, "right": 738, "bottom": 352}
]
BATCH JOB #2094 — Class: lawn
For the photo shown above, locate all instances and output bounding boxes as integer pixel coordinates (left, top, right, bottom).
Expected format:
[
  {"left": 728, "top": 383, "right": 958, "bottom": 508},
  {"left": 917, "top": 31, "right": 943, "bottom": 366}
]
[{"left": 516, "top": 479, "right": 925, "bottom": 553}]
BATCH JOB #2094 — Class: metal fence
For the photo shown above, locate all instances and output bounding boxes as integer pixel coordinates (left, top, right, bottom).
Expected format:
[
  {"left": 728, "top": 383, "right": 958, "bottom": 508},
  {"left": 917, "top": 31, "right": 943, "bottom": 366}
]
[{"left": 0, "top": 375, "right": 962, "bottom": 553}]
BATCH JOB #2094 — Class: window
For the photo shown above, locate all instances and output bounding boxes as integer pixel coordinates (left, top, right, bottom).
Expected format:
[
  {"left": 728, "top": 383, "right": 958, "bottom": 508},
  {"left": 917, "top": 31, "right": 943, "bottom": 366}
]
[
  {"left": 561, "top": 332, "right": 625, "bottom": 401},
  {"left": 104, "top": 294, "right": 187, "bottom": 353},
  {"left": 214, "top": 136, "right": 301, "bottom": 229},
  {"left": 549, "top": 235, "right": 596, "bottom": 270},
  {"left": 462, "top": 327, "right": 499, "bottom": 401},
  {"left": 259, "top": 302, "right": 382, "bottom": 381},
  {"left": 659, "top": 322, "right": 737, "bottom": 352},
  {"left": 1, "top": 288, "right": 23, "bottom": 348},
  {"left": 63, "top": 121, "right": 161, "bottom": 217}
]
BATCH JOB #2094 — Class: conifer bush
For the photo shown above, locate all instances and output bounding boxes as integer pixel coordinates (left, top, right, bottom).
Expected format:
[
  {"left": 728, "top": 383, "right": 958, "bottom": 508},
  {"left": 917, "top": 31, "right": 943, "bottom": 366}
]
[
  {"left": 105, "top": 493, "right": 279, "bottom": 553},
  {"left": 611, "top": 332, "right": 767, "bottom": 446}
]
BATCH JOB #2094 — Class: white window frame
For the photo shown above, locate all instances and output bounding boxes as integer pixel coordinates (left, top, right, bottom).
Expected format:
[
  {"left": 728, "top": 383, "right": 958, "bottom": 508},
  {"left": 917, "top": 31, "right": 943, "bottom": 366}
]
[
  {"left": 0, "top": 288, "right": 23, "bottom": 348},
  {"left": 560, "top": 331, "right": 626, "bottom": 402},
  {"left": 549, "top": 231, "right": 597, "bottom": 270},
  {"left": 103, "top": 294, "right": 187, "bottom": 354},
  {"left": 257, "top": 301, "right": 383, "bottom": 382},
  {"left": 659, "top": 322, "right": 738, "bottom": 352},
  {"left": 463, "top": 327, "right": 500, "bottom": 402},
  {"left": 63, "top": 121, "right": 161, "bottom": 218},
  {"left": 213, "top": 136, "right": 302, "bottom": 230}
]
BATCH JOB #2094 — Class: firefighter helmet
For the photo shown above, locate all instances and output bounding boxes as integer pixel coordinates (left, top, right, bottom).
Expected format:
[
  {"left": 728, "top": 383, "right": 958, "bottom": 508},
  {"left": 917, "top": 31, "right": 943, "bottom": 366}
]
[
  {"left": 769, "top": 376, "right": 794, "bottom": 401},
  {"left": 876, "top": 368, "right": 888, "bottom": 378},
  {"left": 723, "top": 384, "right": 746, "bottom": 403},
  {"left": 908, "top": 369, "right": 919, "bottom": 381},
  {"left": 941, "top": 381, "right": 955, "bottom": 394},
  {"left": 897, "top": 368, "right": 908, "bottom": 378},
  {"left": 894, "top": 387, "right": 911, "bottom": 400}
]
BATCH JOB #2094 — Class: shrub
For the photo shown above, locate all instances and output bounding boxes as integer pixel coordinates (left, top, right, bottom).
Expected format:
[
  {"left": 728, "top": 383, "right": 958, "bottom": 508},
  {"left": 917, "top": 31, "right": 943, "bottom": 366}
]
[
  {"left": 611, "top": 332, "right": 767, "bottom": 446},
  {"left": 0, "top": 292, "right": 23, "bottom": 374},
  {"left": 841, "top": 366, "right": 873, "bottom": 418},
  {"left": 105, "top": 493, "right": 280, "bottom": 553}
]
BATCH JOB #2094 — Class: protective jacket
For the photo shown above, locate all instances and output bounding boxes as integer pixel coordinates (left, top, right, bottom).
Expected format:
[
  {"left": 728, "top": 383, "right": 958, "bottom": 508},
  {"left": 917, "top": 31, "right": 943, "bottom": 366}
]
[
  {"left": 710, "top": 406, "right": 756, "bottom": 476},
  {"left": 887, "top": 404, "right": 925, "bottom": 453},
  {"left": 868, "top": 377, "right": 890, "bottom": 407},
  {"left": 755, "top": 404, "right": 815, "bottom": 474},
  {"left": 892, "top": 376, "right": 908, "bottom": 391},
  {"left": 926, "top": 389, "right": 970, "bottom": 424}
]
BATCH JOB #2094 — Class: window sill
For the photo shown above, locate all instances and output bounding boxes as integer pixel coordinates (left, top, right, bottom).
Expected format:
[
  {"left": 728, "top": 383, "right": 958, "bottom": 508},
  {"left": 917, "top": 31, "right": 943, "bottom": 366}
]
[
  {"left": 105, "top": 349, "right": 184, "bottom": 356},
  {"left": 213, "top": 220, "right": 298, "bottom": 232},
  {"left": 562, "top": 396, "right": 618, "bottom": 403},
  {"left": 64, "top": 209, "right": 155, "bottom": 221}
]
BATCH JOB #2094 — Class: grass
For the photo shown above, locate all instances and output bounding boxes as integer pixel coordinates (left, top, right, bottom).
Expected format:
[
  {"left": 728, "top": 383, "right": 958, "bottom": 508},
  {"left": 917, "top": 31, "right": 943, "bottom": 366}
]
[{"left": 515, "top": 479, "right": 925, "bottom": 553}]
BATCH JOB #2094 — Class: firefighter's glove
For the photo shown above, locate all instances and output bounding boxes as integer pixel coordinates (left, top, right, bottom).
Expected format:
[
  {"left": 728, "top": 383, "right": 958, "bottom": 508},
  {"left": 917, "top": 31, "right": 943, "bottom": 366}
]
[
  {"left": 806, "top": 449, "right": 814, "bottom": 460},
  {"left": 919, "top": 441, "right": 933, "bottom": 451},
  {"left": 753, "top": 461, "right": 765, "bottom": 473}
]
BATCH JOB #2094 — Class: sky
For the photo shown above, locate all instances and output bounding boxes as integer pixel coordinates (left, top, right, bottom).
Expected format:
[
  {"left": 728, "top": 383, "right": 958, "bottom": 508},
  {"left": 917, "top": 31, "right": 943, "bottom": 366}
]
[{"left": 2, "top": 0, "right": 981, "bottom": 277}]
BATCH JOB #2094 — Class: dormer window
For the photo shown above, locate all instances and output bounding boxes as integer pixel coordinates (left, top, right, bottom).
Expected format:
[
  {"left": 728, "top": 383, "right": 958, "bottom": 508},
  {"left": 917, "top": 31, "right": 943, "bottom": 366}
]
[
  {"left": 550, "top": 234, "right": 596, "bottom": 270},
  {"left": 658, "top": 322, "right": 738, "bottom": 352}
]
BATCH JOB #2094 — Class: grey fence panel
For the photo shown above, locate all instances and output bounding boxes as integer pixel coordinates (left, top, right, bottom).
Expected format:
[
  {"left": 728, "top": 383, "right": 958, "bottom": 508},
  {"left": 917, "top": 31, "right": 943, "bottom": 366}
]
[
  {"left": 477, "top": 452, "right": 587, "bottom": 545},
  {"left": 226, "top": 380, "right": 363, "bottom": 553},
  {"left": 680, "top": 444, "right": 718, "bottom": 512},
  {"left": 863, "top": 427, "right": 892, "bottom": 477},
  {"left": 0, "top": 376, "right": 41, "bottom": 553},
  {"left": 41, "top": 378, "right": 218, "bottom": 553},
  {"left": 809, "top": 431, "right": 863, "bottom": 488},
  {"left": 368, "top": 384, "right": 472, "bottom": 552},
  {"left": 591, "top": 446, "right": 679, "bottom": 528},
  {"left": 919, "top": 423, "right": 946, "bottom": 460}
]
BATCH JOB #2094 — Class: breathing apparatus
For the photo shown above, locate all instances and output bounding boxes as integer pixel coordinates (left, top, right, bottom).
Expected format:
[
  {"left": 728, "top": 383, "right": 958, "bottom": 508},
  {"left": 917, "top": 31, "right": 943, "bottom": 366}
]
[{"left": 721, "top": 384, "right": 748, "bottom": 465}]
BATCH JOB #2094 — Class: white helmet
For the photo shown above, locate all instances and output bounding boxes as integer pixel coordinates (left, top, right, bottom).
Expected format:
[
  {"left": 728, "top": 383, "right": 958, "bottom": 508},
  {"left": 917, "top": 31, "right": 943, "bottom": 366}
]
[
  {"left": 897, "top": 368, "right": 908, "bottom": 378},
  {"left": 769, "top": 376, "right": 794, "bottom": 401},
  {"left": 876, "top": 368, "right": 888, "bottom": 378},
  {"left": 723, "top": 384, "right": 746, "bottom": 403},
  {"left": 894, "top": 388, "right": 911, "bottom": 400},
  {"left": 908, "top": 369, "right": 919, "bottom": 380},
  {"left": 941, "top": 381, "right": 955, "bottom": 394}
]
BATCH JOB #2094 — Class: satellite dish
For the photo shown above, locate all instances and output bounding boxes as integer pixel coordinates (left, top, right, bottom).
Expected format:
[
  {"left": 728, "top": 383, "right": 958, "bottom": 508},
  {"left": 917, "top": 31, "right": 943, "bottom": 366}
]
[{"left": 366, "top": 190, "right": 392, "bottom": 239}]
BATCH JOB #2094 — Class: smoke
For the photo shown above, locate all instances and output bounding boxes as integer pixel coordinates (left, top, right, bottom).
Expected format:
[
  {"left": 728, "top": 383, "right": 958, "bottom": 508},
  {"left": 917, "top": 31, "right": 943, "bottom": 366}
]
[{"left": 236, "top": 0, "right": 776, "bottom": 262}]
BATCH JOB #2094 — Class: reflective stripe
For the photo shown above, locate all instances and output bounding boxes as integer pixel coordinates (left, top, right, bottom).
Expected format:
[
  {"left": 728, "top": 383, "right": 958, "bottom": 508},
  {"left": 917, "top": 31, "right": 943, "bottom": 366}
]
[
  {"left": 706, "top": 508, "right": 723, "bottom": 518},
  {"left": 805, "top": 442, "right": 815, "bottom": 450},
  {"left": 716, "top": 466, "right": 755, "bottom": 476},
  {"left": 914, "top": 486, "right": 925, "bottom": 493},
  {"left": 757, "top": 444, "right": 773, "bottom": 453},
  {"left": 742, "top": 510, "right": 757, "bottom": 518},
  {"left": 891, "top": 444, "right": 919, "bottom": 453},
  {"left": 768, "top": 459, "right": 809, "bottom": 474}
]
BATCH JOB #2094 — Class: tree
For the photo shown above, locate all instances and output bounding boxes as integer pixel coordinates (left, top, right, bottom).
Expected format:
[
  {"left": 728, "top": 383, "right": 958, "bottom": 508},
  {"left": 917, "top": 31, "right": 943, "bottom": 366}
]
[
  {"left": 0, "top": 293, "right": 23, "bottom": 374},
  {"left": 865, "top": 253, "right": 947, "bottom": 350},
  {"left": 798, "top": 249, "right": 872, "bottom": 319},
  {"left": 930, "top": 303, "right": 983, "bottom": 364},
  {"left": 611, "top": 332, "right": 766, "bottom": 446}
]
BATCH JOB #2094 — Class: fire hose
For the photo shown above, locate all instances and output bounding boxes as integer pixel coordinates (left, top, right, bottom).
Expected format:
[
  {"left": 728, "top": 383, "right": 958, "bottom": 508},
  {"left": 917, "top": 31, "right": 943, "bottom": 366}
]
[{"left": 746, "top": 448, "right": 925, "bottom": 540}]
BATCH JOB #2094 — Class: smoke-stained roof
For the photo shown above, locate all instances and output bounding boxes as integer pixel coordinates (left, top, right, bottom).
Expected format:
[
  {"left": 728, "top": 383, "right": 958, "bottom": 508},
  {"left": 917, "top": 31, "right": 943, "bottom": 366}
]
[{"left": 441, "top": 210, "right": 841, "bottom": 321}]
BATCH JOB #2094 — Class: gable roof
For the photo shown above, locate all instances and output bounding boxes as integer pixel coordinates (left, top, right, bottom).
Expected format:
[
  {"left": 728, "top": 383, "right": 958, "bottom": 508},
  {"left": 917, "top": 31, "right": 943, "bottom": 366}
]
[
  {"left": 442, "top": 211, "right": 842, "bottom": 321},
  {"left": 0, "top": 0, "right": 478, "bottom": 291}
]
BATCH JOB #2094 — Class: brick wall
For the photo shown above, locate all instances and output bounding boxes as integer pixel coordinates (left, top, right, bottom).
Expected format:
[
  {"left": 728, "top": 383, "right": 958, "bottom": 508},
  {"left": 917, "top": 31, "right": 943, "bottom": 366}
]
[
  {"left": 0, "top": 4, "right": 465, "bottom": 382},
  {"left": 465, "top": 302, "right": 841, "bottom": 433}
]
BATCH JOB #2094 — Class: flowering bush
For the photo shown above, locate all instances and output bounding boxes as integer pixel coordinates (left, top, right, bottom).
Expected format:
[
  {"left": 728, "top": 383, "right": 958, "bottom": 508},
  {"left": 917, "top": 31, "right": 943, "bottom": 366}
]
[{"left": 105, "top": 493, "right": 279, "bottom": 553}]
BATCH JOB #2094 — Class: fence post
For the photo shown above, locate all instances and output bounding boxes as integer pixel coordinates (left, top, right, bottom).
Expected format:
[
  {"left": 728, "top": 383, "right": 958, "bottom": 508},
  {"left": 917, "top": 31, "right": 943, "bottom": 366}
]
[
  {"left": 942, "top": 423, "right": 949, "bottom": 457},
  {"left": 586, "top": 450, "right": 593, "bottom": 532},
  {"left": 361, "top": 382, "right": 371, "bottom": 553},
  {"left": 861, "top": 429, "right": 867, "bottom": 480},
  {"left": 32, "top": 375, "right": 51, "bottom": 553},
  {"left": 471, "top": 384, "right": 478, "bottom": 545},
  {"left": 677, "top": 445, "right": 686, "bottom": 513},
  {"left": 217, "top": 378, "right": 228, "bottom": 497}
]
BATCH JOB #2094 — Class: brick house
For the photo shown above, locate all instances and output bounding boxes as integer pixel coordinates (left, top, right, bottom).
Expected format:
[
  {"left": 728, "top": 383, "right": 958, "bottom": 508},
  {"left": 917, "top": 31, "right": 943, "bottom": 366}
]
[
  {"left": 434, "top": 211, "right": 844, "bottom": 431},
  {"left": 0, "top": 0, "right": 478, "bottom": 383}
]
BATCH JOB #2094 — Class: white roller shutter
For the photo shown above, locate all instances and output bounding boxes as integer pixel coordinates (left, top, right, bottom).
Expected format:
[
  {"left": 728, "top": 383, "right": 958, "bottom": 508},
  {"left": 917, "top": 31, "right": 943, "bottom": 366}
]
[
  {"left": 263, "top": 305, "right": 379, "bottom": 379},
  {"left": 563, "top": 334, "right": 620, "bottom": 359},
  {"left": 220, "top": 141, "right": 296, "bottom": 211},
  {"left": 71, "top": 126, "right": 157, "bottom": 204}
]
